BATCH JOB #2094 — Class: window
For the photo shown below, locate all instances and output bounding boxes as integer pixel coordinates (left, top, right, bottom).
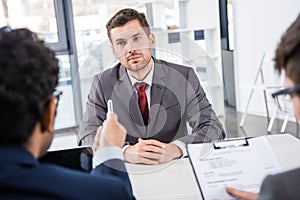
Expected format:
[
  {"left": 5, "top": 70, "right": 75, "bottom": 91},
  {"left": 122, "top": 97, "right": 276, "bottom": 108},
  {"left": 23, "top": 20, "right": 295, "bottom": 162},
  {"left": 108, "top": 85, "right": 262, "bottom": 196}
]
[
  {"left": 55, "top": 55, "right": 76, "bottom": 129},
  {"left": 71, "top": 0, "right": 147, "bottom": 112},
  {"left": 227, "top": 0, "right": 234, "bottom": 50},
  {"left": 1, "top": 0, "right": 77, "bottom": 130},
  {"left": 4, "top": 0, "right": 58, "bottom": 40}
]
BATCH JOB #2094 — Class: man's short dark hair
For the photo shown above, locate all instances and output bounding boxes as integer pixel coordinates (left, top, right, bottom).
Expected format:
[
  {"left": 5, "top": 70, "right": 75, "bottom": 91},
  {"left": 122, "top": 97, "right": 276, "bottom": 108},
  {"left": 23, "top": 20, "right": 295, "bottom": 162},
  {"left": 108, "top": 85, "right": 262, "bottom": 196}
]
[
  {"left": 106, "top": 8, "right": 151, "bottom": 42},
  {"left": 274, "top": 14, "right": 300, "bottom": 96},
  {"left": 0, "top": 28, "right": 59, "bottom": 145}
]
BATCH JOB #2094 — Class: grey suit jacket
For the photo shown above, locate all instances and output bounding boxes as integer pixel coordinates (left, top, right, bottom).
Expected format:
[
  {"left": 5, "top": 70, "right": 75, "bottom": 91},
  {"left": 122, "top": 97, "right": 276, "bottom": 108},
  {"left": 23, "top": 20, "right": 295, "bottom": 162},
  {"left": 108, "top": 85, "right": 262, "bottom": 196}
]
[
  {"left": 78, "top": 58, "right": 225, "bottom": 146},
  {"left": 259, "top": 168, "right": 300, "bottom": 200}
]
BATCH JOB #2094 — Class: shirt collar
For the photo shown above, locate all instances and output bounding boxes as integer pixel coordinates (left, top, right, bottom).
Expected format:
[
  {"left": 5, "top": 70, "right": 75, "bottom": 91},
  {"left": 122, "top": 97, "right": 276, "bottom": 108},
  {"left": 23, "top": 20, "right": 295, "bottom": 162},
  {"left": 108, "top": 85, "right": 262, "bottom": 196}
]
[{"left": 128, "top": 61, "right": 154, "bottom": 87}]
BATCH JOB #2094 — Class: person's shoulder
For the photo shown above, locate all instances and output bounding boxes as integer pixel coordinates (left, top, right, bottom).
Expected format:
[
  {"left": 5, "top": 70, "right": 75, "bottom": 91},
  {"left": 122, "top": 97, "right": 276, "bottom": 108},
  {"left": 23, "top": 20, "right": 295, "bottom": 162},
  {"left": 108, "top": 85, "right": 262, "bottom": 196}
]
[
  {"left": 155, "top": 58, "right": 192, "bottom": 71},
  {"left": 92, "top": 63, "right": 122, "bottom": 82},
  {"left": 269, "top": 167, "right": 300, "bottom": 184},
  {"left": 102, "top": 63, "right": 122, "bottom": 76},
  {"left": 260, "top": 168, "right": 300, "bottom": 200},
  {"left": 154, "top": 58, "right": 194, "bottom": 77}
]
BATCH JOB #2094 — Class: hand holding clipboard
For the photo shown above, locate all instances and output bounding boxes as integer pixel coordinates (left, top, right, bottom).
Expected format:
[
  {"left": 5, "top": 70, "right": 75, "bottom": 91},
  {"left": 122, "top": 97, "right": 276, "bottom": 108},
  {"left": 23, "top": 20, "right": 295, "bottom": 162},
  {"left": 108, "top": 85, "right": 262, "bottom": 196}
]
[{"left": 187, "top": 136, "right": 281, "bottom": 200}]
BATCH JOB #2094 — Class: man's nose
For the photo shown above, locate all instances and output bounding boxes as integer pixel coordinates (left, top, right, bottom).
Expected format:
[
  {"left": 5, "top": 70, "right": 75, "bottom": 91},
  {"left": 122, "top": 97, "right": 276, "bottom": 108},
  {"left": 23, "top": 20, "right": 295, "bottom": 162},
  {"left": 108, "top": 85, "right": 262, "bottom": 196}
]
[
  {"left": 128, "top": 49, "right": 136, "bottom": 55},
  {"left": 126, "top": 40, "right": 137, "bottom": 53}
]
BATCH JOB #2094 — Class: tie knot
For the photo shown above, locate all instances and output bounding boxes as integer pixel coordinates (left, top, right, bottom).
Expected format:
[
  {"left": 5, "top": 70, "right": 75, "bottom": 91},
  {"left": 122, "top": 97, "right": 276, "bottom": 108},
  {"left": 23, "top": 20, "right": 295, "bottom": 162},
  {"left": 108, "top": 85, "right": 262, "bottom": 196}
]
[{"left": 135, "top": 82, "right": 147, "bottom": 92}]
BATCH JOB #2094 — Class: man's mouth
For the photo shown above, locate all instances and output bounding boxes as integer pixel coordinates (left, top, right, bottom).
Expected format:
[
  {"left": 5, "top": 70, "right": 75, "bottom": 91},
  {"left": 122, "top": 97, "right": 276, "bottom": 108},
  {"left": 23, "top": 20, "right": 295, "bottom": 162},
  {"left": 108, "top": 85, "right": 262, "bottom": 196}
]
[{"left": 128, "top": 56, "right": 140, "bottom": 62}]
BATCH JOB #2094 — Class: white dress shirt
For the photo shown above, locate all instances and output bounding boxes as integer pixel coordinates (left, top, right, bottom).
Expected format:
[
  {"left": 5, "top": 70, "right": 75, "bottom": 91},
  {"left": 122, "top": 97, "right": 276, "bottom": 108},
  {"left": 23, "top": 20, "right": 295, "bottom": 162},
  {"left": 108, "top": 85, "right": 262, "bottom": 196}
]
[
  {"left": 128, "top": 64, "right": 154, "bottom": 111},
  {"left": 93, "top": 146, "right": 123, "bottom": 168}
]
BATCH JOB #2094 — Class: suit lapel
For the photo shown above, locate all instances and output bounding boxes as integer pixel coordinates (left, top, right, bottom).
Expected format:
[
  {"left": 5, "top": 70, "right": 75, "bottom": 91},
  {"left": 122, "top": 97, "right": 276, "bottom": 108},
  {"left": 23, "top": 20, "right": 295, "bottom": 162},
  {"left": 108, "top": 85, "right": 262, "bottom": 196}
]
[{"left": 147, "top": 60, "right": 167, "bottom": 137}]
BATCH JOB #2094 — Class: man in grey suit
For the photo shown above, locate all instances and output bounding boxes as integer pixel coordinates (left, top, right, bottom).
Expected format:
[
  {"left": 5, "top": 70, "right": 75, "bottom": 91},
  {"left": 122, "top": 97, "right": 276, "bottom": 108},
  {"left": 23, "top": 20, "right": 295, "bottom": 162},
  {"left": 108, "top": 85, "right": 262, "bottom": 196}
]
[
  {"left": 78, "top": 8, "right": 225, "bottom": 165},
  {"left": 226, "top": 14, "right": 300, "bottom": 200}
]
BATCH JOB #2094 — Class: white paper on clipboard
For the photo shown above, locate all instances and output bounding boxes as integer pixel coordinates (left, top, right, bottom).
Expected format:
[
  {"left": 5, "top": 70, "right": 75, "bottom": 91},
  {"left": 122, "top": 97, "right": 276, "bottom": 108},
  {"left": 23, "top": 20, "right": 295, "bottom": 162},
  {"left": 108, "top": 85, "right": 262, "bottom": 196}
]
[{"left": 187, "top": 136, "right": 281, "bottom": 200}]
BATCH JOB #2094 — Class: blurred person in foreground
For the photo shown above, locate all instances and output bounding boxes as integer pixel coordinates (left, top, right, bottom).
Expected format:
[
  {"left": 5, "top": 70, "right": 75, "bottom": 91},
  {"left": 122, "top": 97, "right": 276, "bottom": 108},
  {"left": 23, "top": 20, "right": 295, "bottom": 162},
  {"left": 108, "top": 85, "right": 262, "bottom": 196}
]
[
  {"left": 0, "top": 27, "right": 135, "bottom": 199},
  {"left": 226, "top": 14, "right": 300, "bottom": 200},
  {"left": 78, "top": 8, "right": 225, "bottom": 165}
]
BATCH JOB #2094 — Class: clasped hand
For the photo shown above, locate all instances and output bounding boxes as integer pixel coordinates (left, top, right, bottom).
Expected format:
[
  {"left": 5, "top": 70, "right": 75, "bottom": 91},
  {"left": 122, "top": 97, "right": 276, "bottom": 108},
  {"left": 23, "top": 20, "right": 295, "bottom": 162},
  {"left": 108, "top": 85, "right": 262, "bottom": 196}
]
[{"left": 124, "top": 138, "right": 183, "bottom": 165}]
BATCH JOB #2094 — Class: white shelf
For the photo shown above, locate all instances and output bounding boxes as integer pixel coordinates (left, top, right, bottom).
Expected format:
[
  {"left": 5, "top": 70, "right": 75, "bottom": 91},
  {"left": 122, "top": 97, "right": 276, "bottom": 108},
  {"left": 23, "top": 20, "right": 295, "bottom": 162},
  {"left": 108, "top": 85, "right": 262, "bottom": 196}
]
[{"left": 151, "top": 0, "right": 224, "bottom": 117}]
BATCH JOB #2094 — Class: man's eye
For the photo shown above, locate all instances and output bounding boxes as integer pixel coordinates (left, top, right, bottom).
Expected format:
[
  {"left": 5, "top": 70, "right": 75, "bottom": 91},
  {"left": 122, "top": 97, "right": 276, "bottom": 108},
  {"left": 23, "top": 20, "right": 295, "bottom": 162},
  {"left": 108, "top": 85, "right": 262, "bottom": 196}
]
[
  {"left": 133, "top": 36, "right": 141, "bottom": 42},
  {"left": 116, "top": 41, "right": 126, "bottom": 46}
]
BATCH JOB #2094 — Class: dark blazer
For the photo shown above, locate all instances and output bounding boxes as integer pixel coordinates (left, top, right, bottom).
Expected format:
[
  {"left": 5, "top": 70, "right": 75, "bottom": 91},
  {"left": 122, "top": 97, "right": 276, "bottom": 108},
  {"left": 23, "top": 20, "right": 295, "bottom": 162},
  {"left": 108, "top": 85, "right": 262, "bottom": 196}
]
[
  {"left": 0, "top": 146, "right": 135, "bottom": 200},
  {"left": 259, "top": 168, "right": 300, "bottom": 200},
  {"left": 78, "top": 58, "right": 225, "bottom": 146}
]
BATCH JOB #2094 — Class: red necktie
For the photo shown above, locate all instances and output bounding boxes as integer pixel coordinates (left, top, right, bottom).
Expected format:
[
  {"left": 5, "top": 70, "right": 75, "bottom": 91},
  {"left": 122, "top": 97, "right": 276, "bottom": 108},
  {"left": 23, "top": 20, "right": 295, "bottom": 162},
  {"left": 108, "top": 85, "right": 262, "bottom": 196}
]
[{"left": 136, "top": 82, "right": 149, "bottom": 125}]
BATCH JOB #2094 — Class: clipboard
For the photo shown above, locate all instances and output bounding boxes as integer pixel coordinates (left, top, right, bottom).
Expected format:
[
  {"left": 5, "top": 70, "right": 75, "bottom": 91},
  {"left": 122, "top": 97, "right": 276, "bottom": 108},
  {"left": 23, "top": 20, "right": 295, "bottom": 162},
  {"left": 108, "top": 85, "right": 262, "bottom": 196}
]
[{"left": 187, "top": 136, "right": 281, "bottom": 200}]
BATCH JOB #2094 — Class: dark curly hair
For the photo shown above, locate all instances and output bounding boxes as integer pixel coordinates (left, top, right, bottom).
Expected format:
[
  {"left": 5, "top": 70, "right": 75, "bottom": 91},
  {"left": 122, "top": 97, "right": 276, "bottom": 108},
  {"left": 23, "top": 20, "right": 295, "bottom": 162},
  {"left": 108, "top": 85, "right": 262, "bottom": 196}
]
[
  {"left": 0, "top": 28, "right": 59, "bottom": 146},
  {"left": 106, "top": 8, "right": 151, "bottom": 42},
  {"left": 274, "top": 14, "right": 300, "bottom": 96}
]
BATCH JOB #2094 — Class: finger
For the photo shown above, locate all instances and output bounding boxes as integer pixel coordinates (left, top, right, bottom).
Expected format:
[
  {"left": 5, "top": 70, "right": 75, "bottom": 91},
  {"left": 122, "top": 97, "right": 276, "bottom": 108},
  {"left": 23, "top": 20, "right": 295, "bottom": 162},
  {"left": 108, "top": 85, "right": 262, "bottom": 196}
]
[
  {"left": 94, "top": 126, "right": 103, "bottom": 143},
  {"left": 226, "top": 187, "right": 243, "bottom": 197},
  {"left": 93, "top": 126, "right": 103, "bottom": 150},
  {"left": 158, "top": 155, "right": 167, "bottom": 164},
  {"left": 106, "top": 112, "right": 115, "bottom": 120},
  {"left": 138, "top": 138, "right": 143, "bottom": 143},
  {"left": 106, "top": 113, "right": 125, "bottom": 133},
  {"left": 138, "top": 157, "right": 160, "bottom": 165},
  {"left": 106, "top": 112, "right": 119, "bottom": 122},
  {"left": 141, "top": 151, "right": 164, "bottom": 160},
  {"left": 117, "top": 122, "right": 127, "bottom": 134},
  {"left": 225, "top": 187, "right": 236, "bottom": 195},
  {"left": 113, "top": 113, "right": 118, "bottom": 120},
  {"left": 139, "top": 139, "right": 166, "bottom": 148},
  {"left": 143, "top": 144, "right": 165, "bottom": 153},
  {"left": 226, "top": 187, "right": 258, "bottom": 200}
]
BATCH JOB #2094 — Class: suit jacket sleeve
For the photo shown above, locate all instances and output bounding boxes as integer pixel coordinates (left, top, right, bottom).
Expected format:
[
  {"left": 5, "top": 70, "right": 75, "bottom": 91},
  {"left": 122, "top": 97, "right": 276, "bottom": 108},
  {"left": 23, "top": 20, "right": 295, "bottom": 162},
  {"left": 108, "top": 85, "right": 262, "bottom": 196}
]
[
  {"left": 259, "top": 168, "right": 300, "bottom": 200},
  {"left": 179, "top": 67, "right": 226, "bottom": 144},
  {"left": 91, "top": 159, "right": 135, "bottom": 200},
  {"left": 259, "top": 174, "right": 286, "bottom": 200},
  {"left": 78, "top": 75, "right": 107, "bottom": 146}
]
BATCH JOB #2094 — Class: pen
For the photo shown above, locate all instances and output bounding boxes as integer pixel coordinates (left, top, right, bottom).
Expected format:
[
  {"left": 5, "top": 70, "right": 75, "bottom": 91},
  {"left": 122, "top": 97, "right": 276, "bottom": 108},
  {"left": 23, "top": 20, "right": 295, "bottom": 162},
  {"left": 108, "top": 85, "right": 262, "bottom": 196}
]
[{"left": 107, "top": 99, "right": 113, "bottom": 113}]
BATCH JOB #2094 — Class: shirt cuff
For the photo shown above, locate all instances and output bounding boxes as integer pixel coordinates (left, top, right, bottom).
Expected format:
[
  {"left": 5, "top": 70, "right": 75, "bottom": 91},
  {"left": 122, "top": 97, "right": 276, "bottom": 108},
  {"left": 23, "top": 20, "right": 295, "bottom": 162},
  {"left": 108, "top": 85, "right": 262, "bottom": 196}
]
[
  {"left": 93, "top": 146, "right": 124, "bottom": 168},
  {"left": 122, "top": 144, "right": 130, "bottom": 153},
  {"left": 172, "top": 140, "right": 187, "bottom": 158}
]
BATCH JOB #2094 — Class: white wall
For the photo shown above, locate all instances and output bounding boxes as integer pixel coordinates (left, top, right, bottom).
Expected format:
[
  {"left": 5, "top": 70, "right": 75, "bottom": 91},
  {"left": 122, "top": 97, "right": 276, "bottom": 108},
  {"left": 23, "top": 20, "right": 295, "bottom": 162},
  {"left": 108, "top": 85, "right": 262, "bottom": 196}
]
[
  {"left": 184, "top": 0, "right": 224, "bottom": 117},
  {"left": 0, "top": 2, "right": 5, "bottom": 26},
  {"left": 185, "top": 0, "right": 219, "bottom": 29},
  {"left": 232, "top": 0, "right": 300, "bottom": 116}
]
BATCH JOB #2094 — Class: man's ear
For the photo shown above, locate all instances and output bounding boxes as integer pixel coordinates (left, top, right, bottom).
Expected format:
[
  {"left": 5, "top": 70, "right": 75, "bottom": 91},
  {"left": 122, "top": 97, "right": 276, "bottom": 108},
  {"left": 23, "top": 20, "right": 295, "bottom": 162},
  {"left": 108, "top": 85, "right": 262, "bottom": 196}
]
[
  {"left": 41, "top": 98, "right": 56, "bottom": 134},
  {"left": 149, "top": 33, "right": 156, "bottom": 48}
]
